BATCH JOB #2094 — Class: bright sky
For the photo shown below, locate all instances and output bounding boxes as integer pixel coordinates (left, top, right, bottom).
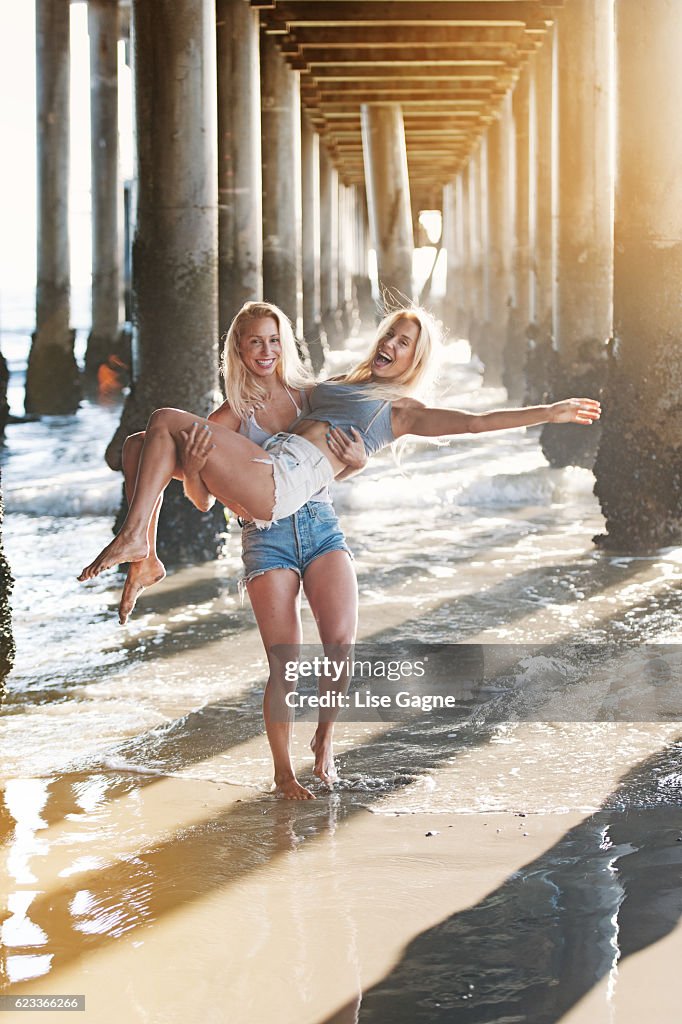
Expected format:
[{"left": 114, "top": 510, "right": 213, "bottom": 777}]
[{"left": 0, "top": 1, "right": 132, "bottom": 330}]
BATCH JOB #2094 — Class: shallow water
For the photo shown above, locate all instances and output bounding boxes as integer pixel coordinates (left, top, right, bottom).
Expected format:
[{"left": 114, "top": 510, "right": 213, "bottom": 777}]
[{"left": 2, "top": 333, "right": 682, "bottom": 1020}]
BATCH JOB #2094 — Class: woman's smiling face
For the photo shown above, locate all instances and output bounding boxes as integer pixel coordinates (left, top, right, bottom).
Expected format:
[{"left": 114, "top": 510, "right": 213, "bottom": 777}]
[
  {"left": 238, "top": 317, "right": 282, "bottom": 378},
  {"left": 370, "top": 316, "right": 420, "bottom": 380}
]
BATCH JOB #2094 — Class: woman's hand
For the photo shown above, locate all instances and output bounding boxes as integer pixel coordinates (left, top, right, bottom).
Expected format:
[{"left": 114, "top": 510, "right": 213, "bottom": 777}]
[
  {"left": 325, "top": 425, "right": 368, "bottom": 472},
  {"left": 549, "top": 399, "right": 602, "bottom": 425},
  {"left": 177, "top": 423, "right": 216, "bottom": 512},
  {"left": 178, "top": 422, "right": 215, "bottom": 475}
]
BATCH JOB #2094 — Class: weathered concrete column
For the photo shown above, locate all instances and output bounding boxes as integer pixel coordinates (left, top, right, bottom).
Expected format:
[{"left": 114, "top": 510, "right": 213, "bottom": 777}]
[
  {"left": 506, "top": 69, "right": 532, "bottom": 401},
  {"left": 532, "top": 30, "right": 554, "bottom": 338},
  {"left": 594, "top": 0, "right": 682, "bottom": 550},
  {"left": 108, "top": 0, "right": 222, "bottom": 562},
  {"left": 454, "top": 169, "right": 471, "bottom": 337},
  {"left": 482, "top": 96, "right": 514, "bottom": 387},
  {"left": 319, "top": 143, "right": 341, "bottom": 346},
  {"left": 467, "top": 147, "right": 486, "bottom": 356},
  {"left": 525, "top": 32, "right": 558, "bottom": 406},
  {"left": 361, "top": 104, "right": 414, "bottom": 303},
  {"left": 347, "top": 184, "right": 362, "bottom": 333},
  {"left": 261, "top": 34, "right": 301, "bottom": 330},
  {"left": 442, "top": 179, "right": 459, "bottom": 334},
  {"left": 27, "top": 0, "right": 80, "bottom": 414},
  {"left": 337, "top": 182, "right": 353, "bottom": 338},
  {"left": 542, "top": 0, "right": 612, "bottom": 466},
  {"left": 0, "top": 473, "right": 15, "bottom": 689},
  {"left": 352, "top": 186, "right": 374, "bottom": 328},
  {"left": 456, "top": 170, "right": 471, "bottom": 339},
  {"left": 216, "top": 0, "right": 262, "bottom": 332},
  {"left": 301, "top": 113, "right": 325, "bottom": 371},
  {"left": 85, "top": 0, "right": 122, "bottom": 380},
  {"left": 0, "top": 348, "right": 9, "bottom": 443}
]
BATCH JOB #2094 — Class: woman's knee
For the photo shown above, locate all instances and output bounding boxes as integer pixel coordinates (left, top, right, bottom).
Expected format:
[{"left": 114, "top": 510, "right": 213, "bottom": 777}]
[
  {"left": 122, "top": 431, "right": 145, "bottom": 464},
  {"left": 319, "top": 630, "right": 356, "bottom": 650},
  {"left": 146, "top": 407, "right": 179, "bottom": 431}
]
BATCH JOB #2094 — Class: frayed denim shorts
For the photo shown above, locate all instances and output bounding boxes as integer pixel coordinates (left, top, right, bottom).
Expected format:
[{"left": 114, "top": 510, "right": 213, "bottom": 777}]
[
  {"left": 250, "top": 432, "right": 335, "bottom": 529},
  {"left": 240, "top": 500, "right": 353, "bottom": 595}
]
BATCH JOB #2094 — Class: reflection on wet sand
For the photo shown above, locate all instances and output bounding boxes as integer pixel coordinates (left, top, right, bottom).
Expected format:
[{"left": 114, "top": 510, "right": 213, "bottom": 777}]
[
  {"left": 326, "top": 747, "right": 682, "bottom": 1024},
  {"left": 3, "top": 748, "right": 682, "bottom": 1023}
]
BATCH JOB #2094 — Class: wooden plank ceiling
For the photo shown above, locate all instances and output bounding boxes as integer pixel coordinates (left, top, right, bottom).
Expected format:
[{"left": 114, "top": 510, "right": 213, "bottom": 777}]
[{"left": 253, "top": 0, "right": 560, "bottom": 208}]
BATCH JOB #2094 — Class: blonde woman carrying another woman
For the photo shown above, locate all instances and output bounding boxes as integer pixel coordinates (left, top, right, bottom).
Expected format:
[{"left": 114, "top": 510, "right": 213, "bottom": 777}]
[{"left": 113, "top": 301, "right": 365, "bottom": 799}]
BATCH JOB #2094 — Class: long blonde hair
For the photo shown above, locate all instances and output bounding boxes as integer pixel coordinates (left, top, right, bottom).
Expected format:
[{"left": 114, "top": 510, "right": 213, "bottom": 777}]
[
  {"left": 341, "top": 307, "right": 442, "bottom": 400},
  {"left": 221, "top": 301, "right": 312, "bottom": 419}
]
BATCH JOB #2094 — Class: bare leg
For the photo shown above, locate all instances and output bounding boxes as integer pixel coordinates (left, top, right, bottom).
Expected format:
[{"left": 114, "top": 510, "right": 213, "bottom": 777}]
[
  {"left": 303, "top": 550, "right": 358, "bottom": 785},
  {"left": 247, "top": 569, "right": 316, "bottom": 800},
  {"left": 78, "top": 407, "right": 276, "bottom": 581},
  {"left": 118, "top": 432, "right": 172, "bottom": 624}
]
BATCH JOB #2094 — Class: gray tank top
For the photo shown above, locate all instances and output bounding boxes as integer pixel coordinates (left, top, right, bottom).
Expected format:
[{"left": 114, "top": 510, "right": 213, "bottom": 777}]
[
  {"left": 239, "top": 387, "right": 332, "bottom": 504},
  {"left": 289, "top": 381, "right": 394, "bottom": 456}
]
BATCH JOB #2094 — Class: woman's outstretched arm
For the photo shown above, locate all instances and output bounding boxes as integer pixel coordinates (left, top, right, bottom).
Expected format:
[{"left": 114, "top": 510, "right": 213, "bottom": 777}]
[{"left": 393, "top": 398, "right": 601, "bottom": 439}]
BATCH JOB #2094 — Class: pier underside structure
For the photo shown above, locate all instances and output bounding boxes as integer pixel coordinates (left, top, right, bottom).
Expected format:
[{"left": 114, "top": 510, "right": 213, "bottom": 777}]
[{"left": 26, "top": 0, "right": 682, "bottom": 554}]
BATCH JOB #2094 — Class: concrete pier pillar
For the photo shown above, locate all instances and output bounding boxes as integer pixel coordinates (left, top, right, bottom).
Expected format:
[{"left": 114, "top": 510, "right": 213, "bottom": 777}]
[
  {"left": 483, "top": 97, "right": 514, "bottom": 387},
  {"left": 319, "top": 143, "right": 341, "bottom": 346},
  {"left": 506, "top": 69, "right": 531, "bottom": 401},
  {"left": 554, "top": 0, "right": 612, "bottom": 361},
  {"left": 85, "top": 0, "right": 122, "bottom": 380},
  {"left": 261, "top": 34, "right": 302, "bottom": 331},
  {"left": 442, "top": 180, "right": 459, "bottom": 335},
  {"left": 352, "top": 187, "right": 374, "bottom": 328},
  {"left": 525, "top": 32, "right": 557, "bottom": 405},
  {"left": 337, "top": 183, "right": 353, "bottom": 339},
  {"left": 541, "top": 0, "right": 612, "bottom": 466},
  {"left": 216, "top": 0, "right": 262, "bottom": 332},
  {"left": 27, "top": 0, "right": 80, "bottom": 414},
  {"left": 532, "top": 30, "right": 554, "bottom": 339},
  {"left": 594, "top": 0, "right": 682, "bottom": 550},
  {"left": 467, "top": 147, "right": 486, "bottom": 357},
  {"left": 361, "top": 104, "right": 414, "bottom": 303},
  {"left": 456, "top": 170, "right": 471, "bottom": 339},
  {"left": 0, "top": 348, "right": 8, "bottom": 445},
  {"left": 0, "top": 481, "right": 14, "bottom": 685},
  {"left": 301, "top": 113, "right": 325, "bottom": 371},
  {"left": 108, "top": 0, "right": 222, "bottom": 561}
]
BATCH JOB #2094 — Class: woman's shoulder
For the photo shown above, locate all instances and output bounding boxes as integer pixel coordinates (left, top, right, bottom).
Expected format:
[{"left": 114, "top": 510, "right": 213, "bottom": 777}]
[
  {"left": 209, "top": 400, "right": 241, "bottom": 429},
  {"left": 392, "top": 396, "right": 425, "bottom": 410}
]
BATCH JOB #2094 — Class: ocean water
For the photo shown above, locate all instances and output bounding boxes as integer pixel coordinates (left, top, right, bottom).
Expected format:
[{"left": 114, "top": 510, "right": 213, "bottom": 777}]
[{"left": 2, "top": 331, "right": 681, "bottom": 810}]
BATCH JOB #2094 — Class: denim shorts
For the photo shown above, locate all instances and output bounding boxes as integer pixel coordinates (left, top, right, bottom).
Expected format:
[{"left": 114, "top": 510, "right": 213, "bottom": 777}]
[
  {"left": 250, "top": 432, "right": 335, "bottom": 529},
  {"left": 240, "top": 500, "right": 353, "bottom": 594}
]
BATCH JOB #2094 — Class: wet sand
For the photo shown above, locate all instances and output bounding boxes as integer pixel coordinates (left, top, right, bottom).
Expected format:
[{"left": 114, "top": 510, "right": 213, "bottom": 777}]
[
  {"left": 3, "top": 544, "right": 682, "bottom": 1022},
  {"left": 3, "top": 770, "right": 682, "bottom": 1023}
]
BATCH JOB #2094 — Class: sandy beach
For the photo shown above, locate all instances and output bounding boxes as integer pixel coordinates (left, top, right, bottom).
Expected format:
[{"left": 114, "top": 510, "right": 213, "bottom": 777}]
[
  {"left": 3, "top": 775, "right": 682, "bottom": 1022},
  {"left": 2, "top": 353, "right": 682, "bottom": 1021}
]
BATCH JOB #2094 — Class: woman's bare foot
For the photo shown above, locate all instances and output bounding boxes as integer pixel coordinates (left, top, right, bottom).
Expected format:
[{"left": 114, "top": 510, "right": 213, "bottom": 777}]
[
  {"left": 119, "top": 557, "right": 166, "bottom": 624},
  {"left": 78, "top": 531, "right": 149, "bottom": 582},
  {"left": 310, "top": 733, "right": 339, "bottom": 785},
  {"left": 272, "top": 773, "right": 316, "bottom": 800}
]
